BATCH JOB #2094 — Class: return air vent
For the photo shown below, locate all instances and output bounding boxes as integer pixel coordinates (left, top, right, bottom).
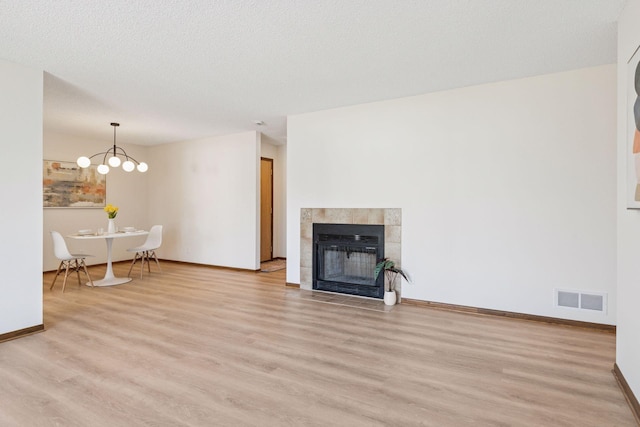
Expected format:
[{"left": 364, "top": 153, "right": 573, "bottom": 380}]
[{"left": 554, "top": 289, "right": 607, "bottom": 313}]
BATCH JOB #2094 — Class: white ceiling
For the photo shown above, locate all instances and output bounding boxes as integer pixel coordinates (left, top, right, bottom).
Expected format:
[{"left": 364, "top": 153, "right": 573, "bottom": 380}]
[{"left": 0, "top": 0, "right": 626, "bottom": 146}]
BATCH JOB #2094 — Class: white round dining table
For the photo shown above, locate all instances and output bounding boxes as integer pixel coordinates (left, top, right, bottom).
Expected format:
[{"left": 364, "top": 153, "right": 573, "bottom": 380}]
[{"left": 67, "top": 230, "right": 149, "bottom": 286}]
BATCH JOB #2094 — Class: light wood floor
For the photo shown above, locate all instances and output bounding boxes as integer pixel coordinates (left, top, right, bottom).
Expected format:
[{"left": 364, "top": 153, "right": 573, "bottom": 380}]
[{"left": 0, "top": 262, "right": 635, "bottom": 426}]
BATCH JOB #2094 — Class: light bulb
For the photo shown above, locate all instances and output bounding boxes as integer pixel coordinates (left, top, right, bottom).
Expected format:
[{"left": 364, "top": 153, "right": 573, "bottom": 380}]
[
  {"left": 108, "top": 156, "right": 121, "bottom": 167},
  {"left": 137, "top": 162, "right": 148, "bottom": 172},
  {"left": 77, "top": 156, "right": 91, "bottom": 168},
  {"left": 97, "top": 164, "right": 110, "bottom": 174},
  {"left": 122, "top": 160, "right": 135, "bottom": 172}
]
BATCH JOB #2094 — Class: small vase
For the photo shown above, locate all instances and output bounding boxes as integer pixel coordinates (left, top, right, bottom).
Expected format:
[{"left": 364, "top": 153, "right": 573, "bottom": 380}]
[
  {"left": 384, "top": 290, "right": 397, "bottom": 306},
  {"left": 107, "top": 218, "right": 116, "bottom": 234}
]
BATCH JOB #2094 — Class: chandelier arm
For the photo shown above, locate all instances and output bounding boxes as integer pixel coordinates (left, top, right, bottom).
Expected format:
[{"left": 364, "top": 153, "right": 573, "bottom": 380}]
[
  {"left": 112, "top": 146, "right": 140, "bottom": 165},
  {"left": 84, "top": 152, "right": 111, "bottom": 162},
  {"left": 85, "top": 148, "right": 141, "bottom": 165},
  {"left": 125, "top": 155, "right": 141, "bottom": 165}
]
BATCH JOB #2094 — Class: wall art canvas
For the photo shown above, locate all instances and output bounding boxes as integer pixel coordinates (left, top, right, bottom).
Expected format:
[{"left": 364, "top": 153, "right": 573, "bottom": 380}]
[
  {"left": 627, "top": 45, "right": 640, "bottom": 208},
  {"left": 43, "top": 160, "right": 106, "bottom": 208}
]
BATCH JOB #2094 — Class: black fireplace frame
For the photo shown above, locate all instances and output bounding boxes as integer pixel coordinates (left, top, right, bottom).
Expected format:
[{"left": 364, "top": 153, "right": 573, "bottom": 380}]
[{"left": 312, "top": 223, "right": 385, "bottom": 298}]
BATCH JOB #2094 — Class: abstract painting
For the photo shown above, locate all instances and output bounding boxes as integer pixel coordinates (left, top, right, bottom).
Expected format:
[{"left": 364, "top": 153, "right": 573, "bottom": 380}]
[
  {"left": 627, "top": 45, "right": 640, "bottom": 208},
  {"left": 43, "top": 160, "right": 106, "bottom": 208}
]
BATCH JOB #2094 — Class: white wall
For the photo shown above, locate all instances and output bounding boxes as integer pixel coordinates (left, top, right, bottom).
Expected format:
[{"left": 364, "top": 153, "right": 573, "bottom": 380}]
[
  {"left": 43, "top": 132, "right": 149, "bottom": 271},
  {"left": 261, "top": 140, "right": 287, "bottom": 258},
  {"left": 0, "top": 60, "right": 43, "bottom": 334},
  {"left": 147, "top": 131, "right": 260, "bottom": 270},
  {"left": 288, "top": 65, "right": 617, "bottom": 324},
  {"left": 617, "top": 0, "right": 640, "bottom": 403}
]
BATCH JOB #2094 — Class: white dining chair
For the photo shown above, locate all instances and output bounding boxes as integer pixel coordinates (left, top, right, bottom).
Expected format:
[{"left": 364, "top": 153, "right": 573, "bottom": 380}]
[
  {"left": 127, "top": 225, "right": 163, "bottom": 278},
  {"left": 50, "top": 231, "right": 94, "bottom": 292}
]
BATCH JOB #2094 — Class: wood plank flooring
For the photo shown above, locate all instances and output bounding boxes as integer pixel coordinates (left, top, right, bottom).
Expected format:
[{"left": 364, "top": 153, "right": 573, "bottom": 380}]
[{"left": 0, "top": 262, "right": 635, "bottom": 426}]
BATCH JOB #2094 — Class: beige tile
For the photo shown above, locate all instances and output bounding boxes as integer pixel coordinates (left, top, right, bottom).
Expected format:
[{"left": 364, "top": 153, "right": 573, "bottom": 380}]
[
  {"left": 385, "top": 225, "right": 402, "bottom": 244},
  {"left": 312, "top": 208, "right": 327, "bottom": 223},
  {"left": 353, "top": 209, "right": 369, "bottom": 224},
  {"left": 368, "top": 208, "right": 385, "bottom": 224},
  {"left": 327, "top": 208, "right": 353, "bottom": 224},
  {"left": 385, "top": 243, "right": 401, "bottom": 263},
  {"left": 300, "top": 238, "right": 313, "bottom": 268},
  {"left": 384, "top": 208, "right": 402, "bottom": 226},
  {"left": 300, "top": 267, "right": 312, "bottom": 289},
  {"left": 300, "top": 223, "right": 313, "bottom": 240},
  {"left": 300, "top": 208, "right": 312, "bottom": 223}
]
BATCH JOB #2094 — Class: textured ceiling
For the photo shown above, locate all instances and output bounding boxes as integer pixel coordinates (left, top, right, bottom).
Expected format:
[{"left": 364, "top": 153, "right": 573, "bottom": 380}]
[{"left": 0, "top": 0, "right": 626, "bottom": 146}]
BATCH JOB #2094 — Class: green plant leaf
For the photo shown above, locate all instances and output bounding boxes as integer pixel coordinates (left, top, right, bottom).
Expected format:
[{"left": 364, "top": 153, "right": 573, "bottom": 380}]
[
  {"left": 388, "top": 267, "right": 410, "bottom": 283},
  {"left": 375, "top": 257, "right": 410, "bottom": 284},
  {"left": 374, "top": 258, "right": 395, "bottom": 279}
]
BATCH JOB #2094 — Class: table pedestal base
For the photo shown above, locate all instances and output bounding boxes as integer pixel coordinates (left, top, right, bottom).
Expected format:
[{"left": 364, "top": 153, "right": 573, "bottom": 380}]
[
  {"left": 85, "top": 237, "right": 134, "bottom": 286},
  {"left": 86, "top": 277, "right": 132, "bottom": 287}
]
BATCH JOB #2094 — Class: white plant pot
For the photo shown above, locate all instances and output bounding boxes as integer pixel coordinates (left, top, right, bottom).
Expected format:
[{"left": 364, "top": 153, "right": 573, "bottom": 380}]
[
  {"left": 107, "top": 218, "right": 116, "bottom": 234},
  {"left": 384, "top": 290, "right": 397, "bottom": 306}
]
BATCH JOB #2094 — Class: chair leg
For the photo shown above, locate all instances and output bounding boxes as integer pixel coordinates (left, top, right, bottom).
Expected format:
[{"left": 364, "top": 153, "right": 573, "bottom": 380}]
[
  {"left": 74, "top": 259, "right": 83, "bottom": 288},
  {"left": 146, "top": 251, "right": 152, "bottom": 274},
  {"left": 81, "top": 259, "right": 94, "bottom": 288},
  {"left": 128, "top": 253, "right": 141, "bottom": 278},
  {"left": 50, "top": 261, "right": 64, "bottom": 290},
  {"left": 128, "top": 250, "right": 160, "bottom": 279},
  {"left": 150, "top": 250, "right": 161, "bottom": 273},
  {"left": 140, "top": 251, "right": 147, "bottom": 278},
  {"left": 61, "top": 261, "right": 71, "bottom": 293}
]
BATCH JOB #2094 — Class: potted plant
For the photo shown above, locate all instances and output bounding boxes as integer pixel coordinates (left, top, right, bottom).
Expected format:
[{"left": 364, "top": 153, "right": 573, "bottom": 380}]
[{"left": 374, "top": 258, "right": 410, "bottom": 305}]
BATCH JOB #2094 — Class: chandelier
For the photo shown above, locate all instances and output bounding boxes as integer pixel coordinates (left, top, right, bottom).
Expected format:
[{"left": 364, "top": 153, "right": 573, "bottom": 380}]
[{"left": 76, "top": 122, "right": 148, "bottom": 174}]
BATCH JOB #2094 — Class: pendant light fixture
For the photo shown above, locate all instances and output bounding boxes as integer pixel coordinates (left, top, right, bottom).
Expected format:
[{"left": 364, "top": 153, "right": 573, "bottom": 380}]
[{"left": 76, "top": 122, "right": 148, "bottom": 174}]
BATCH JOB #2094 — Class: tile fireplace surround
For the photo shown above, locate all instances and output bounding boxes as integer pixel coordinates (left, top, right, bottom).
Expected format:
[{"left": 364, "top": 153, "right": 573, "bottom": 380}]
[{"left": 300, "top": 208, "right": 402, "bottom": 298}]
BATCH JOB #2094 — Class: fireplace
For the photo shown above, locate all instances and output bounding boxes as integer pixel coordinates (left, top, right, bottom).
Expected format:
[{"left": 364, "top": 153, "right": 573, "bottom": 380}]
[{"left": 313, "top": 223, "right": 384, "bottom": 298}]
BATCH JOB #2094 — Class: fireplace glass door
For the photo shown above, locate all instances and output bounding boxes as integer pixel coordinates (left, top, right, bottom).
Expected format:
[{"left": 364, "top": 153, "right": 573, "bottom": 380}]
[
  {"left": 313, "top": 223, "right": 384, "bottom": 298},
  {"left": 318, "top": 245, "right": 377, "bottom": 286}
]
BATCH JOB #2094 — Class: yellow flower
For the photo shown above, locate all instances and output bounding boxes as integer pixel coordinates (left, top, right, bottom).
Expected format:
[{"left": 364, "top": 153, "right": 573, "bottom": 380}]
[{"left": 104, "top": 204, "right": 119, "bottom": 219}]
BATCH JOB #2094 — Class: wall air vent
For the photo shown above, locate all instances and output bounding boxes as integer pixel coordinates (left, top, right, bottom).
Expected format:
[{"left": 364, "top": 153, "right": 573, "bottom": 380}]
[{"left": 554, "top": 289, "right": 607, "bottom": 314}]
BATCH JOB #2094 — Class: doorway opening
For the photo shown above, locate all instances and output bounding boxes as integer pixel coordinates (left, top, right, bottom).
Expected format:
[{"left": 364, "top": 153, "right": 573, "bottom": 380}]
[{"left": 260, "top": 157, "right": 273, "bottom": 263}]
